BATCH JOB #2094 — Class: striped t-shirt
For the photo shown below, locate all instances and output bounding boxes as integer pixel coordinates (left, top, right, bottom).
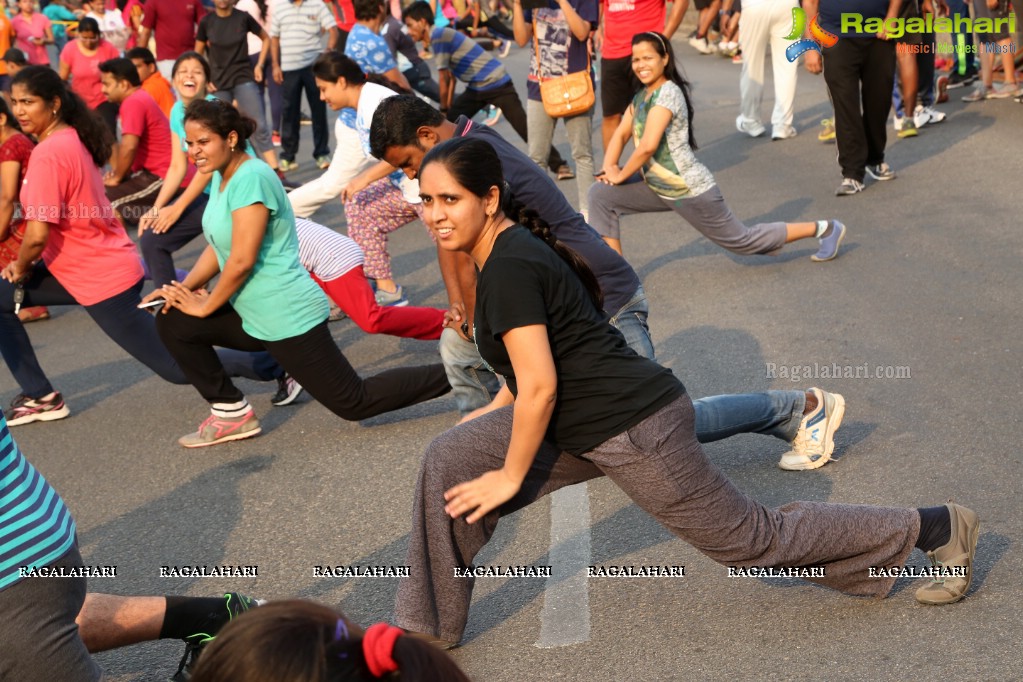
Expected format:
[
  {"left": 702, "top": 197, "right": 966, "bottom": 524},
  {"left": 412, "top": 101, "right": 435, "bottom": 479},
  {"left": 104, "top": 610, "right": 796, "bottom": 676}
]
[
  {"left": 295, "top": 218, "right": 364, "bottom": 282},
  {"left": 269, "top": 0, "right": 335, "bottom": 71},
  {"left": 430, "top": 26, "right": 510, "bottom": 91},
  {"left": 0, "top": 412, "right": 76, "bottom": 591}
]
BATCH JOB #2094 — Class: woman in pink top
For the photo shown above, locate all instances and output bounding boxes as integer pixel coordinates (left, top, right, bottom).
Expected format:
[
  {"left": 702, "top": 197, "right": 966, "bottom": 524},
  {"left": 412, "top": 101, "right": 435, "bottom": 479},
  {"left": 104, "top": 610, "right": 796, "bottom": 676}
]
[
  {"left": 10, "top": 0, "right": 53, "bottom": 66},
  {"left": 58, "top": 17, "right": 121, "bottom": 134},
  {"left": 0, "top": 66, "right": 281, "bottom": 427}
]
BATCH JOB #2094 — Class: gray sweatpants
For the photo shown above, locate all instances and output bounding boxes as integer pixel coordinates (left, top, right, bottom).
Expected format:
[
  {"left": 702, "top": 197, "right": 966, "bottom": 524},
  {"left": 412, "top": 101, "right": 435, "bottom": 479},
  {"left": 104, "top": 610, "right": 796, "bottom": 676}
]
[
  {"left": 0, "top": 543, "right": 102, "bottom": 682},
  {"left": 588, "top": 177, "right": 788, "bottom": 254},
  {"left": 394, "top": 395, "right": 920, "bottom": 641}
]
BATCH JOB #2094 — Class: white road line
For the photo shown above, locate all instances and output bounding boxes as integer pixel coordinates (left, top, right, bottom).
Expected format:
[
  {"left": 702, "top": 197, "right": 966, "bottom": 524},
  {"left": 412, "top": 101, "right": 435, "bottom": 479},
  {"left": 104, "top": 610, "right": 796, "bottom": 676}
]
[{"left": 535, "top": 482, "right": 591, "bottom": 648}]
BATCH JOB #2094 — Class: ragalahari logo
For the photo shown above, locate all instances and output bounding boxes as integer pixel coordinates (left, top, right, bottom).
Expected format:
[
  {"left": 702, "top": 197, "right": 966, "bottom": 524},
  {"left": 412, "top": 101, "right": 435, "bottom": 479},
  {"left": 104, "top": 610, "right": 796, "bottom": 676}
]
[{"left": 784, "top": 7, "right": 839, "bottom": 62}]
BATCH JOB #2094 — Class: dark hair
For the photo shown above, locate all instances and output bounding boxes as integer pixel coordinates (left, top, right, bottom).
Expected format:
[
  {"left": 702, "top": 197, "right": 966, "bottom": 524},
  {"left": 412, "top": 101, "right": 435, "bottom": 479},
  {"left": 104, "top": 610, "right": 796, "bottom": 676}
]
[
  {"left": 253, "top": 0, "right": 268, "bottom": 20},
  {"left": 99, "top": 57, "right": 142, "bottom": 87},
  {"left": 76, "top": 16, "right": 101, "bottom": 36},
  {"left": 2, "top": 48, "right": 26, "bottom": 66},
  {"left": 189, "top": 601, "right": 470, "bottom": 682},
  {"left": 353, "top": 0, "right": 383, "bottom": 21},
  {"left": 369, "top": 94, "right": 443, "bottom": 160},
  {"left": 0, "top": 98, "right": 22, "bottom": 133},
  {"left": 631, "top": 32, "right": 697, "bottom": 150},
  {"left": 183, "top": 98, "right": 257, "bottom": 143},
  {"left": 125, "top": 46, "right": 156, "bottom": 65},
  {"left": 11, "top": 66, "right": 111, "bottom": 167},
  {"left": 312, "top": 52, "right": 409, "bottom": 95},
  {"left": 172, "top": 51, "right": 212, "bottom": 82},
  {"left": 422, "top": 137, "right": 603, "bottom": 311},
  {"left": 401, "top": 1, "right": 435, "bottom": 26}
]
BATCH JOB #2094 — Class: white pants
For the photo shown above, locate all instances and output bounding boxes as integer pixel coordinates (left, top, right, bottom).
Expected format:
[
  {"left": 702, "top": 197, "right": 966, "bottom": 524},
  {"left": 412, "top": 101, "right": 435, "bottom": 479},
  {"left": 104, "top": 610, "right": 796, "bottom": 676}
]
[
  {"left": 287, "top": 119, "right": 375, "bottom": 219},
  {"left": 737, "top": 0, "right": 799, "bottom": 131}
]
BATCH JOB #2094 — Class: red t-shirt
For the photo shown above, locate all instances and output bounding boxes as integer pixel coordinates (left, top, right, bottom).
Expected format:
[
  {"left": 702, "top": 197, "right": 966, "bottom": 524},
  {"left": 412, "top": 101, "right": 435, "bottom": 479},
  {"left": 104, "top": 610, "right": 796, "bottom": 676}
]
[
  {"left": 119, "top": 89, "right": 172, "bottom": 178},
  {"left": 141, "top": 0, "right": 206, "bottom": 62},
  {"left": 20, "top": 128, "right": 143, "bottom": 306},
  {"left": 601, "top": 0, "right": 667, "bottom": 59},
  {"left": 60, "top": 40, "right": 122, "bottom": 109}
]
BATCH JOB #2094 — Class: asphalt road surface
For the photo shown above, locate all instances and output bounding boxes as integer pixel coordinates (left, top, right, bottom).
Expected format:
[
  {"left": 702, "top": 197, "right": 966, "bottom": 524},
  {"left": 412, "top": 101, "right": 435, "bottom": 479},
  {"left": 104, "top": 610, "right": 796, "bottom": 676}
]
[{"left": 4, "top": 30, "right": 1021, "bottom": 682}]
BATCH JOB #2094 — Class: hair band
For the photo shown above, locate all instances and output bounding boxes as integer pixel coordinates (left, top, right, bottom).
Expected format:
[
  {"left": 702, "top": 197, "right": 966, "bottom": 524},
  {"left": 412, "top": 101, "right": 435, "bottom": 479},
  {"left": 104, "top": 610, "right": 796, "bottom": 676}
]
[{"left": 362, "top": 623, "right": 403, "bottom": 677}]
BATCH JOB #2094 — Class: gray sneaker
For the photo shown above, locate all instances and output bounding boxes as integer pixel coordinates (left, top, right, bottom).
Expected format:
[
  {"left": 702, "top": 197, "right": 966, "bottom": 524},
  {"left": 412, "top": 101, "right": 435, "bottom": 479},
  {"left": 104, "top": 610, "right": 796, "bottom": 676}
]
[
  {"left": 865, "top": 163, "right": 896, "bottom": 181},
  {"left": 811, "top": 220, "right": 846, "bottom": 262},
  {"left": 178, "top": 411, "right": 261, "bottom": 448},
  {"left": 778, "top": 388, "right": 845, "bottom": 471},
  {"left": 835, "top": 178, "right": 865, "bottom": 196},
  {"left": 375, "top": 284, "right": 409, "bottom": 307},
  {"left": 915, "top": 503, "right": 980, "bottom": 605}
]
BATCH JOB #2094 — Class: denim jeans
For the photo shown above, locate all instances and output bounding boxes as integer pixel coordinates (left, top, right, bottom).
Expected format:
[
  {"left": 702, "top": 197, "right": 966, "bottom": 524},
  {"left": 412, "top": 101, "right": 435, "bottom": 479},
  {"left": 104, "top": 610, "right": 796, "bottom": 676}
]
[
  {"left": 692, "top": 389, "right": 805, "bottom": 444},
  {"left": 280, "top": 64, "right": 330, "bottom": 162},
  {"left": 212, "top": 80, "right": 274, "bottom": 156},
  {"left": 608, "top": 285, "right": 654, "bottom": 360},
  {"left": 526, "top": 98, "right": 594, "bottom": 213},
  {"left": 403, "top": 61, "right": 440, "bottom": 103}
]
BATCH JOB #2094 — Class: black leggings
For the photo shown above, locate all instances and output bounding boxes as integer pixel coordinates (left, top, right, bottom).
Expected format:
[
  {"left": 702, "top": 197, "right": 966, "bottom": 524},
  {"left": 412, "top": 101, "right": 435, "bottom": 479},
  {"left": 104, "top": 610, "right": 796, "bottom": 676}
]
[{"left": 156, "top": 305, "right": 451, "bottom": 419}]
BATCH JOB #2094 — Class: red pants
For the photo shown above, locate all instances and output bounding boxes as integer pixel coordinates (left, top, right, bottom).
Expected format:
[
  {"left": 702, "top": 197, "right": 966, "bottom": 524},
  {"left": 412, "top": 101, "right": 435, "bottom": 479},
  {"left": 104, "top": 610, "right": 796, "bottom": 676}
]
[{"left": 312, "top": 267, "right": 445, "bottom": 341}]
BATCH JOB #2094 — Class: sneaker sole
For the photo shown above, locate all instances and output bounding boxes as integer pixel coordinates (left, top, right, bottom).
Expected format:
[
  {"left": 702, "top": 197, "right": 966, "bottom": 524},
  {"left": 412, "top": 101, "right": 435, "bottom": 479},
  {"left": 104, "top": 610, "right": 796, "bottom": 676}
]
[
  {"left": 179, "top": 427, "right": 262, "bottom": 449},
  {"left": 865, "top": 168, "right": 896, "bottom": 181},
  {"left": 271, "top": 386, "right": 304, "bottom": 407},
  {"left": 778, "top": 392, "right": 845, "bottom": 470},
  {"left": 7, "top": 404, "right": 71, "bottom": 426},
  {"left": 915, "top": 505, "right": 980, "bottom": 605}
]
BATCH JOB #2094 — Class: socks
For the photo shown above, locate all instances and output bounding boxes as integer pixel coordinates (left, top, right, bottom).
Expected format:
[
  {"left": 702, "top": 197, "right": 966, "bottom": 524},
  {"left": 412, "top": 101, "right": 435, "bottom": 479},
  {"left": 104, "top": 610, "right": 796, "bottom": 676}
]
[
  {"left": 915, "top": 506, "right": 952, "bottom": 552},
  {"left": 211, "top": 399, "right": 251, "bottom": 419},
  {"left": 160, "top": 596, "right": 232, "bottom": 641},
  {"left": 815, "top": 220, "right": 832, "bottom": 238}
]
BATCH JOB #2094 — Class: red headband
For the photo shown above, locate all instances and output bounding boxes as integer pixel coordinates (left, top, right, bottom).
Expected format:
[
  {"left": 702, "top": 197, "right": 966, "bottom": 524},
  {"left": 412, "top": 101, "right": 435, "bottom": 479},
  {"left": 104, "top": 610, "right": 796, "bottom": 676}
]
[{"left": 362, "top": 623, "right": 403, "bottom": 677}]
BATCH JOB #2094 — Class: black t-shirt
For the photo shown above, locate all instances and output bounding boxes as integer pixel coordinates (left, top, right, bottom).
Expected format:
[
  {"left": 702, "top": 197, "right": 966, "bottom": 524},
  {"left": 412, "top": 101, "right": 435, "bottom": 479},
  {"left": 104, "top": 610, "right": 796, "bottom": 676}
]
[
  {"left": 455, "top": 116, "right": 642, "bottom": 317},
  {"left": 197, "top": 9, "right": 262, "bottom": 90},
  {"left": 474, "top": 226, "right": 684, "bottom": 455}
]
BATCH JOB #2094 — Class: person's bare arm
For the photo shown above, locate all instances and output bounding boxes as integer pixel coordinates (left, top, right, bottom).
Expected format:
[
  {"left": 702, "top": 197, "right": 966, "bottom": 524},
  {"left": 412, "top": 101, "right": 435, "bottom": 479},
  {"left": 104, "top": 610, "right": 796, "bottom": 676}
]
[
  {"left": 438, "top": 69, "right": 455, "bottom": 111},
  {"left": 511, "top": 0, "right": 531, "bottom": 46},
  {"left": 383, "top": 66, "right": 412, "bottom": 91},
  {"left": 801, "top": 0, "right": 822, "bottom": 73},
  {"left": 663, "top": 0, "right": 688, "bottom": 38},
  {"left": 0, "top": 220, "right": 50, "bottom": 283},
  {"left": 104, "top": 134, "right": 140, "bottom": 185},
  {"left": 58, "top": 59, "right": 71, "bottom": 81}
]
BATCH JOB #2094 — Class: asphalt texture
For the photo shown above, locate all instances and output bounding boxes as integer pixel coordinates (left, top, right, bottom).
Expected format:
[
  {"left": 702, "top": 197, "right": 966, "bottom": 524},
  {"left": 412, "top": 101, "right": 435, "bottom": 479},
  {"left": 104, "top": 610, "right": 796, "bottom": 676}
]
[{"left": 4, "top": 30, "right": 1022, "bottom": 682}]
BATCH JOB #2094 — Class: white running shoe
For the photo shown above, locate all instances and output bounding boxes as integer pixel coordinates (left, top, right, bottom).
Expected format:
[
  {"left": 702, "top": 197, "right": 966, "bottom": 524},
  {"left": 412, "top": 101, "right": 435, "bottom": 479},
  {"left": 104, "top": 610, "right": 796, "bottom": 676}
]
[{"left": 778, "top": 388, "right": 846, "bottom": 471}]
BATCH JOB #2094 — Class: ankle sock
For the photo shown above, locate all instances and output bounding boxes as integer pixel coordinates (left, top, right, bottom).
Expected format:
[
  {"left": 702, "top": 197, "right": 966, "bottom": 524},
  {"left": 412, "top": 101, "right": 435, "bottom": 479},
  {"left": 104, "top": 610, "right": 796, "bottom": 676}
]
[
  {"left": 915, "top": 506, "right": 952, "bottom": 552},
  {"left": 160, "top": 596, "right": 231, "bottom": 641},
  {"left": 815, "top": 220, "right": 832, "bottom": 238},
  {"left": 211, "top": 400, "right": 250, "bottom": 419}
]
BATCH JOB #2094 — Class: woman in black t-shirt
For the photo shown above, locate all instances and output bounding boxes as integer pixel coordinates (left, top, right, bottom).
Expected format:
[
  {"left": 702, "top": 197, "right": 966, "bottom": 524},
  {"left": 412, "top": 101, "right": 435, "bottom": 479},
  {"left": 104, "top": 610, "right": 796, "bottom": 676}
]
[{"left": 392, "top": 136, "right": 980, "bottom": 647}]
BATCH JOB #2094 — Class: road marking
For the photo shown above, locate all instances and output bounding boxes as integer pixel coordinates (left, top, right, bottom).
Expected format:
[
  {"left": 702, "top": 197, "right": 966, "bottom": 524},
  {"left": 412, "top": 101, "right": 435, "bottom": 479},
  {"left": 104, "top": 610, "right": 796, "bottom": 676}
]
[{"left": 535, "top": 482, "right": 591, "bottom": 648}]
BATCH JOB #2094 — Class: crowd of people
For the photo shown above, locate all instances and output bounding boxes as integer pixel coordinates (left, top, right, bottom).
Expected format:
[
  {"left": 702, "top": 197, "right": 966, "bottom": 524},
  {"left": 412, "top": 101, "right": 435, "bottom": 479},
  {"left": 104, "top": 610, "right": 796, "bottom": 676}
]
[{"left": 0, "top": 0, "right": 1008, "bottom": 678}]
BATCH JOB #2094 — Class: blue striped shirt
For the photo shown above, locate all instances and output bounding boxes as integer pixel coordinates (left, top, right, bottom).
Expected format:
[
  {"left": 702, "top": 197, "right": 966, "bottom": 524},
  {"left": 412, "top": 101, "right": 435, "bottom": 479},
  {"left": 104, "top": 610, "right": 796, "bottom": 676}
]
[
  {"left": 430, "top": 27, "right": 510, "bottom": 91},
  {"left": 0, "top": 412, "right": 76, "bottom": 591}
]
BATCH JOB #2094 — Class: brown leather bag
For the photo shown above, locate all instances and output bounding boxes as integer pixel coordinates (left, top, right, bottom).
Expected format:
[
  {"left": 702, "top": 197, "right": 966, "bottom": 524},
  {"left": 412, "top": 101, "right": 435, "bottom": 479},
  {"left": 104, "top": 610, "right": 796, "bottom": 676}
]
[{"left": 532, "top": 18, "right": 595, "bottom": 118}]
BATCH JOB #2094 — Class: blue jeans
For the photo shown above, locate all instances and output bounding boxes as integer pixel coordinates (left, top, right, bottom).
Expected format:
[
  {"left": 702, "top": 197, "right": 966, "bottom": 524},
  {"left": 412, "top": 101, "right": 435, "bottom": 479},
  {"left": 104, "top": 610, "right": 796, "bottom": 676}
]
[
  {"left": 403, "top": 61, "right": 440, "bottom": 103},
  {"left": 212, "top": 80, "right": 274, "bottom": 156},
  {"left": 0, "top": 264, "right": 279, "bottom": 399},
  {"left": 692, "top": 390, "right": 804, "bottom": 444},
  {"left": 609, "top": 285, "right": 654, "bottom": 360}
]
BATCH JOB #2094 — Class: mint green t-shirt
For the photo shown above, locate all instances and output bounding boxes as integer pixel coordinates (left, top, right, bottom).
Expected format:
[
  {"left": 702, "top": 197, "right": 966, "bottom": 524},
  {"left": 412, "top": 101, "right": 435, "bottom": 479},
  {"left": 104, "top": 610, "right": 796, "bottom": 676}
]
[{"left": 203, "top": 159, "right": 329, "bottom": 341}]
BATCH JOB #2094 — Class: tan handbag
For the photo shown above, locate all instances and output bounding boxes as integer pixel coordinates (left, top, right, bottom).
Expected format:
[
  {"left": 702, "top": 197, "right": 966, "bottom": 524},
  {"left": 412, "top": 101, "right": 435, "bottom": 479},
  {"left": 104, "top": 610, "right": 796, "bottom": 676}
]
[{"left": 532, "top": 18, "right": 595, "bottom": 118}]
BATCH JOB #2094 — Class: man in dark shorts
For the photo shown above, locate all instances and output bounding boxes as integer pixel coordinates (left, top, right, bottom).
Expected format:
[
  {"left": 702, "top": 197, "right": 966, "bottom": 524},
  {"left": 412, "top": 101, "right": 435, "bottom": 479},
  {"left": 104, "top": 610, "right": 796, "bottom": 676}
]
[
  {"left": 598, "top": 0, "right": 687, "bottom": 151},
  {"left": 688, "top": 0, "right": 723, "bottom": 53}
]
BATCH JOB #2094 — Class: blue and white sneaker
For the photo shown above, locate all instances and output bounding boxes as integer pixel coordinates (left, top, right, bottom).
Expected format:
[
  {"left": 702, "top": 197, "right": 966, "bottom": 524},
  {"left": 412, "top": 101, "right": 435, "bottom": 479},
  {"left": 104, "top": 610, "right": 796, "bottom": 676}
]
[
  {"left": 778, "top": 388, "right": 845, "bottom": 471},
  {"left": 375, "top": 284, "right": 410, "bottom": 307},
  {"left": 483, "top": 105, "right": 502, "bottom": 127},
  {"left": 811, "top": 220, "right": 846, "bottom": 262}
]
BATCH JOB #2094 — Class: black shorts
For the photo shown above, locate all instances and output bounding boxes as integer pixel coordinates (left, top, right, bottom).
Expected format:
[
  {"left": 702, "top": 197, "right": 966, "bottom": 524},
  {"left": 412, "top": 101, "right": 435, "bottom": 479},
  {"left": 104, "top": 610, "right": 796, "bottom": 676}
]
[
  {"left": 695, "top": 0, "right": 715, "bottom": 9},
  {"left": 599, "top": 55, "right": 641, "bottom": 118}
]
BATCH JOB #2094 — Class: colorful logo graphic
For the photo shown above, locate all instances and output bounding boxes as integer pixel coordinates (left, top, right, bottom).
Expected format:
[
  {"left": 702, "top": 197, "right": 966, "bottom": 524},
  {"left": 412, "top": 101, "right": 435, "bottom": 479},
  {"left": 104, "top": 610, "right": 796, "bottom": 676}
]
[{"left": 784, "top": 8, "right": 839, "bottom": 62}]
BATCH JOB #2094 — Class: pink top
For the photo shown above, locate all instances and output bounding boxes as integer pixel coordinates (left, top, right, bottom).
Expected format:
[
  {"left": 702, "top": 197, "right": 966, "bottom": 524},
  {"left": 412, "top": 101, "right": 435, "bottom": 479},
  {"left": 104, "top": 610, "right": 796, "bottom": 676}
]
[
  {"left": 20, "top": 128, "right": 144, "bottom": 306},
  {"left": 11, "top": 12, "right": 52, "bottom": 66},
  {"left": 60, "top": 39, "right": 122, "bottom": 109}
]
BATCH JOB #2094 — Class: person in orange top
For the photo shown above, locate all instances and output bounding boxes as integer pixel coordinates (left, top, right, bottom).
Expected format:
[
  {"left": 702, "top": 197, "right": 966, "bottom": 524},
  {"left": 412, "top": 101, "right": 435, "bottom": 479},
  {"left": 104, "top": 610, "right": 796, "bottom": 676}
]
[
  {"left": 127, "top": 46, "right": 176, "bottom": 117},
  {"left": 0, "top": 8, "right": 15, "bottom": 94}
]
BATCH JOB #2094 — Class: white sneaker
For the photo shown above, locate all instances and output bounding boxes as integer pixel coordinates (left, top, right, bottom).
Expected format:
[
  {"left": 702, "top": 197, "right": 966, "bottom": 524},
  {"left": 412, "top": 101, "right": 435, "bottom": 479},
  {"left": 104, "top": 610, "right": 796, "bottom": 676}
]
[
  {"left": 778, "top": 388, "right": 846, "bottom": 471},
  {"left": 735, "top": 115, "right": 766, "bottom": 138},
  {"left": 912, "top": 104, "right": 930, "bottom": 128},
  {"left": 893, "top": 115, "right": 904, "bottom": 132},
  {"left": 771, "top": 124, "right": 797, "bottom": 140},
  {"left": 917, "top": 105, "right": 945, "bottom": 124},
  {"left": 689, "top": 36, "right": 716, "bottom": 54}
]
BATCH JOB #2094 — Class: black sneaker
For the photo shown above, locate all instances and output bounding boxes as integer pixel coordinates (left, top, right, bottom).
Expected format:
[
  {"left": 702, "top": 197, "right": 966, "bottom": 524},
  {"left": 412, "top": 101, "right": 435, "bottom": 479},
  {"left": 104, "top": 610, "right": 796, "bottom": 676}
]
[
  {"left": 946, "top": 71, "right": 977, "bottom": 89},
  {"left": 170, "top": 593, "right": 262, "bottom": 681},
  {"left": 271, "top": 373, "right": 304, "bottom": 406}
]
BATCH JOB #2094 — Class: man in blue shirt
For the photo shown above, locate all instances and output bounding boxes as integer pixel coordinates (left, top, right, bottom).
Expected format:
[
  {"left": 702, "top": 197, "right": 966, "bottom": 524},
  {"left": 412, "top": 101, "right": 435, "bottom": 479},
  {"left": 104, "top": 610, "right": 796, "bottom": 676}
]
[{"left": 344, "top": 0, "right": 412, "bottom": 91}]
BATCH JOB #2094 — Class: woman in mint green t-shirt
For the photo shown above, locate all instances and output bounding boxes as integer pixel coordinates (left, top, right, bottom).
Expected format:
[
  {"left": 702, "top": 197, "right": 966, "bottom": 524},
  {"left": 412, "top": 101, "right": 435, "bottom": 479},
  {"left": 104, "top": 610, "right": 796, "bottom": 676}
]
[{"left": 147, "top": 99, "right": 450, "bottom": 449}]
